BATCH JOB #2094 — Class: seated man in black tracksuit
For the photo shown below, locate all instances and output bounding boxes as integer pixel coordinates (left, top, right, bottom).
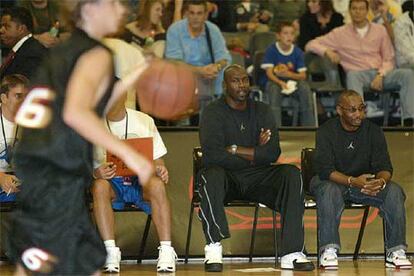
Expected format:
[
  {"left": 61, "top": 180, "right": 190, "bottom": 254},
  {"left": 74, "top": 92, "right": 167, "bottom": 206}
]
[{"left": 198, "top": 64, "right": 314, "bottom": 272}]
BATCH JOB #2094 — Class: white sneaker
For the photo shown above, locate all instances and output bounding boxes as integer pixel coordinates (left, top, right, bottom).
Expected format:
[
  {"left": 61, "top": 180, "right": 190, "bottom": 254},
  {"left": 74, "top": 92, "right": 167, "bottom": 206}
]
[
  {"left": 281, "top": 252, "right": 315, "bottom": 271},
  {"left": 320, "top": 247, "right": 338, "bottom": 270},
  {"left": 386, "top": 249, "right": 412, "bottom": 269},
  {"left": 204, "top": 243, "right": 223, "bottom": 272},
  {"left": 103, "top": 246, "right": 121, "bottom": 273},
  {"left": 157, "top": 245, "right": 177, "bottom": 272}
]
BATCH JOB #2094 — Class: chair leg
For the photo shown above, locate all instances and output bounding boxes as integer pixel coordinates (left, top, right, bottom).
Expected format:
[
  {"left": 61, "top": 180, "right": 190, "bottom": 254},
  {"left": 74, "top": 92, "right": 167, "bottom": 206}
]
[
  {"left": 272, "top": 210, "right": 278, "bottom": 266},
  {"left": 138, "top": 215, "right": 152, "bottom": 263},
  {"left": 292, "top": 100, "right": 299, "bottom": 126},
  {"left": 353, "top": 206, "right": 370, "bottom": 260},
  {"left": 249, "top": 204, "right": 260, "bottom": 262},
  {"left": 184, "top": 202, "right": 196, "bottom": 264},
  {"left": 382, "top": 92, "right": 390, "bottom": 126},
  {"left": 313, "top": 92, "right": 319, "bottom": 127},
  {"left": 317, "top": 211, "right": 320, "bottom": 267},
  {"left": 383, "top": 218, "right": 387, "bottom": 262}
]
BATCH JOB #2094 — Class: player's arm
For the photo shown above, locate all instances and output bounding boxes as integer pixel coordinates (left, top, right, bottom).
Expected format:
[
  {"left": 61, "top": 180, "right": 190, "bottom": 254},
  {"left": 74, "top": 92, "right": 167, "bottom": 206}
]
[
  {"left": 63, "top": 47, "right": 153, "bottom": 184},
  {"left": 104, "top": 60, "right": 149, "bottom": 114}
]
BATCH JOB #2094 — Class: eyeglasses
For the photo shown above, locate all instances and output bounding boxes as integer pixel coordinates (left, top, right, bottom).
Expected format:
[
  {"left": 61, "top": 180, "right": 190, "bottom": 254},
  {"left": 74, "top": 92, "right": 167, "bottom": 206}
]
[{"left": 338, "top": 104, "right": 367, "bottom": 113}]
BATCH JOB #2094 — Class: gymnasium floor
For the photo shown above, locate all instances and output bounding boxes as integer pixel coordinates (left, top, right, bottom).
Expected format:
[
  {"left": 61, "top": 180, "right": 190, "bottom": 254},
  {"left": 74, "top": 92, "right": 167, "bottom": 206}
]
[{"left": 1, "top": 259, "right": 413, "bottom": 275}]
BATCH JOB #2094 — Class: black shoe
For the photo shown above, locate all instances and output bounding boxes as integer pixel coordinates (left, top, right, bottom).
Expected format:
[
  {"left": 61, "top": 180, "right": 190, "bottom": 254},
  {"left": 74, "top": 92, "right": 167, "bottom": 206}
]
[
  {"left": 205, "top": 262, "right": 223, "bottom": 272},
  {"left": 292, "top": 259, "right": 315, "bottom": 271}
]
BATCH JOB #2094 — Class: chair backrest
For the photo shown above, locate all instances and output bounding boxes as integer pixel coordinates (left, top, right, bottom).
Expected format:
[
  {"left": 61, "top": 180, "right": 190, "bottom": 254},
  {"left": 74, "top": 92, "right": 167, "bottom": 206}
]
[
  {"left": 301, "top": 147, "right": 316, "bottom": 195},
  {"left": 304, "top": 53, "right": 343, "bottom": 87},
  {"left": 230, "top": 51, "right": 246, "bottom": 67},
  {"left": 252, "top": 50, "right": 266, "bottom": 89},
  {"left": 248, "top": 32, "right": 275, "bottom": 56}
]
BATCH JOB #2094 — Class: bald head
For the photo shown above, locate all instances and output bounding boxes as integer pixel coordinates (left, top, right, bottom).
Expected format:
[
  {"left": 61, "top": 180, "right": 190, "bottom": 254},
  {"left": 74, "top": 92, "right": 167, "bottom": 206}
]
[
  {"left": 224, "top": 64, "right": 246, "bottom": 82},
  {"left": 336, "top": 90, "right": 362, "bottom": 107}
]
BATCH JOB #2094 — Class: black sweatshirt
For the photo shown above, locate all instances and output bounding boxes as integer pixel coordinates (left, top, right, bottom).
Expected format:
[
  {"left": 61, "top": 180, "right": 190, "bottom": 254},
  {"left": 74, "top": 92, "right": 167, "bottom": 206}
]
[
  {"left": 314, "top": 117, "right": 393, "bottom": 180},
  {"left": 199, "top": 97, "right": 281, "bottom": 171}
]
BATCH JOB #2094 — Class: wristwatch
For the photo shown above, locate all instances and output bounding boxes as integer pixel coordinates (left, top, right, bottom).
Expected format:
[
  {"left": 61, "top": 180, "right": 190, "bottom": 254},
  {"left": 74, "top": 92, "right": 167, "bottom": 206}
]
[
  {"left": 216, "top": 63, "right": 223, "bottom": 71},
  {"left": 231, "top": 144, "right": 237, "bottom": 155}
]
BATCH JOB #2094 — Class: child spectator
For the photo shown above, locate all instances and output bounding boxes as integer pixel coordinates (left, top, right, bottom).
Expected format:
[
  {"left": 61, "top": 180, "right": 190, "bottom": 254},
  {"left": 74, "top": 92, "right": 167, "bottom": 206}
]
[{"left": 261, "top": 22, "right": 315, "bottom": 127}]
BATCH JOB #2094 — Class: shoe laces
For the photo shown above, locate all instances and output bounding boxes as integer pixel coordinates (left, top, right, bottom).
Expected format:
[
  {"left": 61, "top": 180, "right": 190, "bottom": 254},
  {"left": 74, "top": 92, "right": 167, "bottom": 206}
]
[
  {"left": 323, "top": 248, "right": 337, "bottom": 260},
  {"left": 158, "top": 245, "right": 177, "bottom": 261},
  {"left": 390, "top": 249, "right": 407, "bottom": 260}
]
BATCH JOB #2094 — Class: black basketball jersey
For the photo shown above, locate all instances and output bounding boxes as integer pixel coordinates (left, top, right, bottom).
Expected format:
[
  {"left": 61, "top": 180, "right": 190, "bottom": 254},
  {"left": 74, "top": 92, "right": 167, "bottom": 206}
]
[{"left": 14, "top": 29, "right": 115, "bottom": 176}]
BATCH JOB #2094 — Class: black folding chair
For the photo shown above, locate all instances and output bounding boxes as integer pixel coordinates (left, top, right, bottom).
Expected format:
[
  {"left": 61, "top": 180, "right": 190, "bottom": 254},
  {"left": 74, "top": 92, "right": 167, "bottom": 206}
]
[{"left": 184, "top": 147, "right": 279, "bottom": 265}]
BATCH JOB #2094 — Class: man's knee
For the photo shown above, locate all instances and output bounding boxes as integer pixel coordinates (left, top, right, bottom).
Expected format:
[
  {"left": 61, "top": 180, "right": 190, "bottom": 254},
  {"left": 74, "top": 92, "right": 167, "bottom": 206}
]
[
  {"left": 91, "top": 179, "right": 113, "bottom": 199},
  {"left": 199, "top": 166, "right": 227, "bottom": 188},
  {"left": 385, "top": 182, "right": 406, "bottom": 203},
  {"left": 312, "top": 178, "right": 344, "bottom": 202},
  {"left": 144, "top": 176, "right": 167, "bottom": 201}
]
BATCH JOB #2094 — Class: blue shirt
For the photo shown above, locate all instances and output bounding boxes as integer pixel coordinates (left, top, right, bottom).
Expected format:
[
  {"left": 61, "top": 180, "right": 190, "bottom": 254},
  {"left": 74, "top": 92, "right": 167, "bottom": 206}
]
[
  {"left": 165, "top": 19, "right": 231, "bottom": 95},
  {"left": 260, "top": 42, "right": 306, "bottom": 87}
]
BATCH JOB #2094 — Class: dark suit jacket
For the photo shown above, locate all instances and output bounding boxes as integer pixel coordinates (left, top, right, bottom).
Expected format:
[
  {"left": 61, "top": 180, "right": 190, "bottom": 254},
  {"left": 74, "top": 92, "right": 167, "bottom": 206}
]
[{"left": 1, "top": 37, "right": 47, "bottom": 81}]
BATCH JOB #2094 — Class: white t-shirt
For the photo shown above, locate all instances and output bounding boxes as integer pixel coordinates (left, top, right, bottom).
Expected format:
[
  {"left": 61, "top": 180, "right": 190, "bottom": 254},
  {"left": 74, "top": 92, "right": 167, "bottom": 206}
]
[
  {"left": 103, "top": 38, "right": 146, "bottom": 109},
  {"left": 94, "top": 108, "right": 167, "bottom": 167},
  {"left": 0, "top": 114, "right": 19, "bottom": 172}
]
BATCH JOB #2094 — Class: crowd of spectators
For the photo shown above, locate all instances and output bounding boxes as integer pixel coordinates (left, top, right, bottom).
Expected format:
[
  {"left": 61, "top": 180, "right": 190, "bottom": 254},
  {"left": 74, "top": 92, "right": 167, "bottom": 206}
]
[{"left": 1, "top": 0, "right": 414, "bottom": 126}]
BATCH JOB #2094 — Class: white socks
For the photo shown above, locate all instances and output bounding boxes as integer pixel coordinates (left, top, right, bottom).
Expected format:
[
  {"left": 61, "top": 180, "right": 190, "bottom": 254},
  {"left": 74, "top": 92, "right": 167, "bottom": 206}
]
[
  {"left": 104, "top": 240, "right": 116, "bottom": 248},
  {"left": 160, "top": 241, "right": 172, "bottom": 247}
]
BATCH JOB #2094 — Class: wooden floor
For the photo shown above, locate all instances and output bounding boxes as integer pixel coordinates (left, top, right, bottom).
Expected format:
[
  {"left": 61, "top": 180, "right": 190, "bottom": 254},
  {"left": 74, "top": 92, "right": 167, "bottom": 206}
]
[{"left": 1, "top": 259, "right": 413, "bottom": 276}]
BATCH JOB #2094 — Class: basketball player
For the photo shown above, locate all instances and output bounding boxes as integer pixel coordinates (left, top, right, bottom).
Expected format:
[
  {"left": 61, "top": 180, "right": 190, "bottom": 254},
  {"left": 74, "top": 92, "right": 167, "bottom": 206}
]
[{"left": 8, "top": 1, "right": 153, "bottom": 275}]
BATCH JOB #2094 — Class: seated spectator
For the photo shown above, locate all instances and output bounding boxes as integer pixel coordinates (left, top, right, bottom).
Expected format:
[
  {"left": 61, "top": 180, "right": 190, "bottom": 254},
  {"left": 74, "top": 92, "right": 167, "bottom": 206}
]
[
  {"left": 124, "top": 0, "right": 166, "bottom": 58},
  {"left": 92, "top": 94, "right": 177, "bottom": 273},
  {"left": 162, "top": 0, "right": 184, "bottom": 30},
  {"left": 0, "top": 6, "right": 47, "bottom": 81},
  {"left": 199, "top": 64, "right": 314, "bottom": 272},
  {"left": 298, "top": 0, "right": 344, "bottom": 50},
  {"left": 394, "top": 0, "right": 414, "bottom": 69},
  {"left": 17, "top": 0, "right": 70, "bottom": 48},
  {"left": 311, "top": 90, "right": 412, "bottom": 270},
  {"left": 236, "top": 8, "right": 273, "bottom": 33},
  {"left": 261, "top": 22, "right": 315, "bottom": 127},
  {"left": 165, "top": 0, "right": 231, "bottom": 125},
  {"left": 368, "top": 0, "right": 401, "bottom": 41},
  {"left": 306, "top": 0, "right": 414, "bottom": 126},
  {"left": 0, "top": 74, "right": 28, "bottom": 202},
  {"left": 269, "top": 0, "right": 307, "bottom": 30},
  {"left": 332, "top": 0, "right": 351, "bottom": 21}
]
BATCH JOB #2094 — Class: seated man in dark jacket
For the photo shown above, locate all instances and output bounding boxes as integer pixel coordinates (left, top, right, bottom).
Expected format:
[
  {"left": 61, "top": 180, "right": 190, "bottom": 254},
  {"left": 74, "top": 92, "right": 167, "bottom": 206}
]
[
  {"left": 198, "top": 64, "right": 314, "bottom": 272},
  {"left": 311, "top": 89, "right": 412, "bottom": 270}
]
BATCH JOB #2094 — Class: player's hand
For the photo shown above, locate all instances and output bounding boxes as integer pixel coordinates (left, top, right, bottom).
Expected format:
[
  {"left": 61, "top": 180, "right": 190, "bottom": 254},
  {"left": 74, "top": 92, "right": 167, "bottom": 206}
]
[
  {"left": 259, "top": 128, "right": 271, "bottom": 145},
  {"left": 370, "top": 74, "right": 383, "bottom": 91},
  {"left": 156, "top": 164, "right": 169, "bottom": 184},
  {"left": 94, "top": 163, "right": 116, "bottom": 179},
  {"left": 0, "top": 174, "right": 20, "bottom": 194},
  {"left": 325, "top": 49, "right": 340, "bottom": 64},
  {"left": 123, "top": 151, "right": 154, "bottom": 186}
]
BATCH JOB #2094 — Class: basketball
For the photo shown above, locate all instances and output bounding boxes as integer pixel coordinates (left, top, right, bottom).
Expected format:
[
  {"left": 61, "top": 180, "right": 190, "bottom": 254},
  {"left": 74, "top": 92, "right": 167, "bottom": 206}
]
[{"left": 136, "top": 60, "right": 199, "bottom": 120}]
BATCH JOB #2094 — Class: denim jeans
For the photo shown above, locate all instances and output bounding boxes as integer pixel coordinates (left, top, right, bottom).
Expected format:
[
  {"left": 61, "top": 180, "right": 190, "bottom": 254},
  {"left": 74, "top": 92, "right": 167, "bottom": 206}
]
[
  {"left": 346, "top": 68, "right": 414, "bottom": 119},
  {"left": 310, "top": 176, "right": 407, "bottom": 255},
  {"left": 265, "top": 80, "right": 315, "bottom": 127}
]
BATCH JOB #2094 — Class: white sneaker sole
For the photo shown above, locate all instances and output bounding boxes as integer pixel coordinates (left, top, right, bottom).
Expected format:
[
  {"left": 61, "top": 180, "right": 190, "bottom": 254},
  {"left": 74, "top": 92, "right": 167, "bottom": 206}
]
[
  {"left": 320, "top": 265, "right": 338, "bottom": 270},
  {"left": 157, "top": 266, "right": 176, "bottom": 273},
  {"left": 385, "top": 262, "right": 413, "bottom": 269},
  {"left": 103, "top": 265, "right": 120, "bottom": 273}
]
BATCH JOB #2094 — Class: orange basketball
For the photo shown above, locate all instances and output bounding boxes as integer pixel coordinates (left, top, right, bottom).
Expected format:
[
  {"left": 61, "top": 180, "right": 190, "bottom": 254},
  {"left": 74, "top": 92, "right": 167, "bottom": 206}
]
[{"left": 136, "top": 60, "right": 199, "bottom": 120}]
